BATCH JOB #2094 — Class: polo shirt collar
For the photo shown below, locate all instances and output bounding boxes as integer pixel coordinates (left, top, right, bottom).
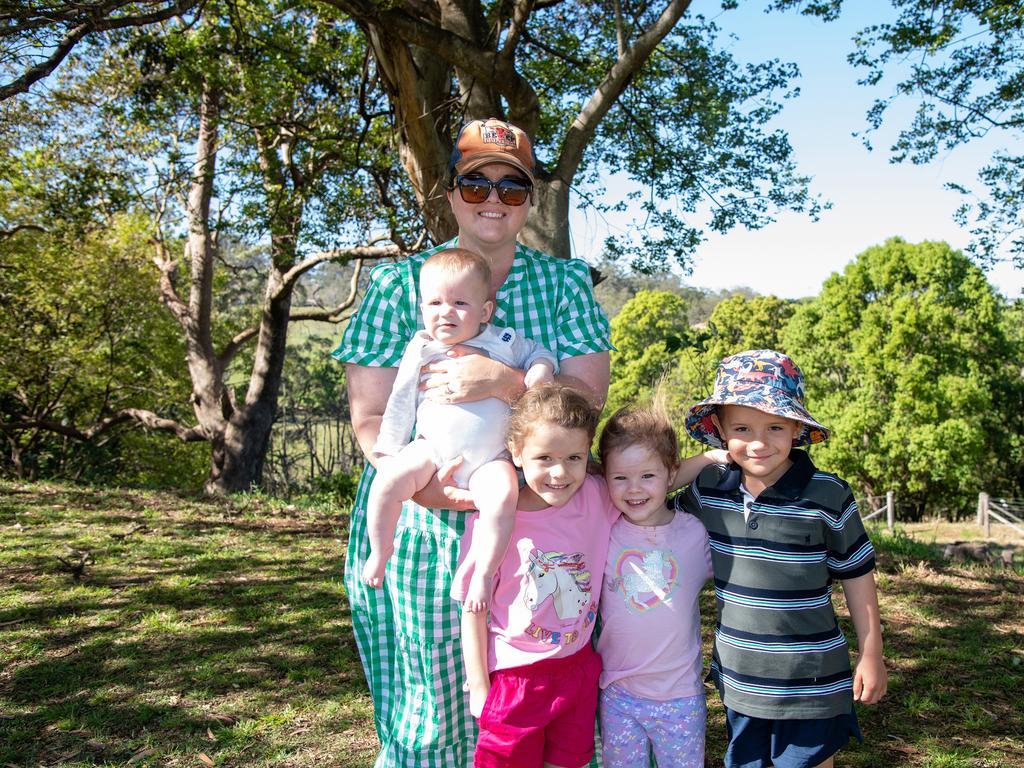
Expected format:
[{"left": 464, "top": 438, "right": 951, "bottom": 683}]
[{"left": 708, "top": 449, "right": 816, "bottom": 500}]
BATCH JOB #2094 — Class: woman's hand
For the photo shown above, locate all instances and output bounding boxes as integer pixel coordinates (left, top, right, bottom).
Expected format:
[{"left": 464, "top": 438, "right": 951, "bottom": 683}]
[{"left": 421, "top": 346, "right": 524, "bottom": 404}]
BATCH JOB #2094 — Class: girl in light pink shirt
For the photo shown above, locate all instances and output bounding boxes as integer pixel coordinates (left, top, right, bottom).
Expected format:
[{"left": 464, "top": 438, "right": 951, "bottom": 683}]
[{"left": 596, "top": 404, "right": 725, "bottom": 768}]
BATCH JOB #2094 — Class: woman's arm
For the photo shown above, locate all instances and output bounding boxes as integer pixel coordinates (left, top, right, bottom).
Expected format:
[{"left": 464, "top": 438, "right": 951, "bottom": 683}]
[{"left": 346, "top": 363, "right": 398, "bottom": 465}]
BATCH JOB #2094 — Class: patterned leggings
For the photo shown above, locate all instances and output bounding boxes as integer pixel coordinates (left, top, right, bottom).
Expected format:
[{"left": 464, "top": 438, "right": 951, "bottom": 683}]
[{"left": 599, "top": 683, "right": 706, "bottom": 768}]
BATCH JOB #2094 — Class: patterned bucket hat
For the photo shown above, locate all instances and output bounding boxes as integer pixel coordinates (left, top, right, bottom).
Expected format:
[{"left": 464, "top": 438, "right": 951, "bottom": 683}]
[{"left": 685, "top": 349, "right": 830, "bottom": 449}]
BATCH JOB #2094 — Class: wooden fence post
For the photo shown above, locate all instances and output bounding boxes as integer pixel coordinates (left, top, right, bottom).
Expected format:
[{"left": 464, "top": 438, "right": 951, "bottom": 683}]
[
  {"left": 977, "top": 492, "right": 984, "bottom": 525},
  {"left": 981, "top": 492, "right": 990, "bottom": 539},
  {"left": 886, "top": 490, "right": 894, "bottom": 530}
]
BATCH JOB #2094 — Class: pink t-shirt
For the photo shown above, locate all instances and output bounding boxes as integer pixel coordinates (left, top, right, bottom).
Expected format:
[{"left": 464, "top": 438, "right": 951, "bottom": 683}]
[
  {"left": 596, "top": 508, "right": 713, "bottom": 700},
  {"left": 452, "top": 474, "right": 619, "bottom": 672}
]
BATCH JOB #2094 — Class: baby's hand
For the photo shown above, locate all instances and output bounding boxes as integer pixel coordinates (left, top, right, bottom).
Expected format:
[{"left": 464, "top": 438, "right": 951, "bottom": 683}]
[
  {"left": 437, "top": 457, "right": 475, "bottom": 507},
  {"left": 523, "top": 360, "right": 555, "bottom": 389}
]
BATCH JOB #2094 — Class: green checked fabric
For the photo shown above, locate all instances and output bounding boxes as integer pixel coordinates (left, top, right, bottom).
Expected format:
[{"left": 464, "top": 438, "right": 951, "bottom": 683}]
[{"left": 332, "top": 238, "right": 612, "bottom": 767}]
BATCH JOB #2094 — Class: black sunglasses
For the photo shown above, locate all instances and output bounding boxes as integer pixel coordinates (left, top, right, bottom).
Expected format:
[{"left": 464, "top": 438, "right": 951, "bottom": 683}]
[{"left": 453, "top": 174, "right": 532, "bottom": 206}]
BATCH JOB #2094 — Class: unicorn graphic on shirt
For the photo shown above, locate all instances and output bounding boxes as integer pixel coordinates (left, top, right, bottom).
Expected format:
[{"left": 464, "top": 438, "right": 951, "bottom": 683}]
[
  {"left": 522, "top": 548, "right": 592, "bottom": 620},
  {"left": 608, "top": 548, "right": 678, "bottom": 612}
]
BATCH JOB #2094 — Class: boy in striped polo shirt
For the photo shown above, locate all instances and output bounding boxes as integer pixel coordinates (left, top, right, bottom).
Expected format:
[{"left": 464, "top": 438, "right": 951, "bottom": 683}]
[{"left": 678, "top": 349, "right": 887, "bottom": 768}]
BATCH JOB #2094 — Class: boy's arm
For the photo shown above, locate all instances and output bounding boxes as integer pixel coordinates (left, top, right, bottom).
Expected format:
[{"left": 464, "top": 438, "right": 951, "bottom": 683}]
[
  {"left": 670, "top": 449, "right": 731, "bottom": 491},
  {"left": 840, "top": 571, "right": 888, "bottom": 704},
  {"left": 460, "top": 609, "right": 491, "bottom": 718}
]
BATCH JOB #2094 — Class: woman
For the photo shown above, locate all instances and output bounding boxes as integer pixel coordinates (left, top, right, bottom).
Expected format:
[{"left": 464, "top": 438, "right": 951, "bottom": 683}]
[{"left": 333, "top": 118, "right": 612, "bottom": 767}]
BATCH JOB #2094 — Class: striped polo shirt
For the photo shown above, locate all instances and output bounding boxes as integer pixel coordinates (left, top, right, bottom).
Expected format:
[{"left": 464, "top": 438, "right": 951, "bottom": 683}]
[{"left": 677, "top": 450, "right": 876, "bottom": 719}]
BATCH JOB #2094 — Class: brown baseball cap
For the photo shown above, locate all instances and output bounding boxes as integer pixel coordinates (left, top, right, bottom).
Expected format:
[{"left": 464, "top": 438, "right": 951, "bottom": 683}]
[{"left": 448, "top": 118, "right": 536, "bottom": 184}]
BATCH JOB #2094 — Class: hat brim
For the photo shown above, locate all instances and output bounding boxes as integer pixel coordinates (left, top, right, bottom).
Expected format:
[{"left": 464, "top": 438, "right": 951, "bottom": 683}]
[
  {"left": 684, "top": 396, "right": 830, "bottom": 449},
  {"left": 455, "top": 153, "right": 535, "bottom": 184}
]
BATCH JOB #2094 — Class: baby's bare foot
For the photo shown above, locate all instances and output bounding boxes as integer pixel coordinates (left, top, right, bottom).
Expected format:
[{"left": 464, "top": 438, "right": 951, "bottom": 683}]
[
  {"left": 362, "top": 550, "right": 388, "bottom": 588},
  {"left": 464, "top": 572, "right": 494, "bottom": 613}
]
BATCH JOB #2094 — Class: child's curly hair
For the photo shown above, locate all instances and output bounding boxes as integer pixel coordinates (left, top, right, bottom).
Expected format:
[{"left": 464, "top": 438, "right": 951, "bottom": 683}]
[{"left": 506, "top": 385, "right": 600, "bottom": 452}]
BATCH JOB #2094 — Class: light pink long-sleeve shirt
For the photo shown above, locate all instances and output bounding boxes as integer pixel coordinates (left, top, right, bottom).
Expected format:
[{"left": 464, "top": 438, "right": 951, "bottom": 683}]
[{"left": 597, "top": 508, "right": 713, "bottom": 700}]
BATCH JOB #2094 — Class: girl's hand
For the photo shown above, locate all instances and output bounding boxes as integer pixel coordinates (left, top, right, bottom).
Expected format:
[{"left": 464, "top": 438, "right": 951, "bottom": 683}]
[
  {"left": 421, "top": 346, "right": 522, "bottom": 404},
  {"left": 705, "top": 448, "right": 731, "bottom": 465},
  {"left": 467, "top": 681, "right": 490, "bottom": 719}
]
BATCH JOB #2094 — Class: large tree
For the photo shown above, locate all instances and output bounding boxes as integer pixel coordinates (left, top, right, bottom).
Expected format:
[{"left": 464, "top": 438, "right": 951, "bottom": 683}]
[
  {"left": 1, "top": 1, "right": 405, "bottom": 493},
  {"left": 323, "top": 0, "right": 826, "bottom": 266},
  {"left": 783, "top": 238, "right": 1013, "bottom": 519},
  {"left": 775, "top": 0, "right": 1024, "bottom": 267}
]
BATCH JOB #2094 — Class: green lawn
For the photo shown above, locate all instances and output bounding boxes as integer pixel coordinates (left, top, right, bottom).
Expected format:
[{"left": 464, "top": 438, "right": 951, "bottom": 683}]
[{"left": 2, "top": 481, "right": 1022, "bottom": 767}]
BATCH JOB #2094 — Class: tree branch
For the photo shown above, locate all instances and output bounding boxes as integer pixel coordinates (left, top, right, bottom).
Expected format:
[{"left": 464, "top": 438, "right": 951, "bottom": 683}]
[
  {"left": 275, "top": 243, "right": 400, "bottom": 297},
  {"left": 0, "top": 0, "right": 203, "bottom": 101},
  {"left": 0, "top": 410, "right": 207, "bottom": 442},
  {"left": 323, "top": 0, "right": 540, "bottom": 126},
  {"left": 0, "top": 223, "right": 48, "bottom": 239},
  {"left": 555, "top": 0, "right": 693, "bottom": 182},
  {"left": 218, "top": 255, "right": 368, "bottom": 365}
]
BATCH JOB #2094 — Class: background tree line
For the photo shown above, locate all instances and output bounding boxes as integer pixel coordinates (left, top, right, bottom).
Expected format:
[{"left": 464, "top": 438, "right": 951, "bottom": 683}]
[{"left": 1, "top": 0, "right": 1021, "bottom": 516}]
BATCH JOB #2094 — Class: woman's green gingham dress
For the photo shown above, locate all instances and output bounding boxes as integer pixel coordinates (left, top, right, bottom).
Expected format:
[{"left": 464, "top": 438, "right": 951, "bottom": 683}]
[{"left": 332, "top": 239, "right": 611, "bottom": 767}]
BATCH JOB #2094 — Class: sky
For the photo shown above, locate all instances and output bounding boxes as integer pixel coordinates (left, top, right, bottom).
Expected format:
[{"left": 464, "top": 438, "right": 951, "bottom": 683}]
[{"left": 569, "top": 1, "right": 1024, "bottom": 300}]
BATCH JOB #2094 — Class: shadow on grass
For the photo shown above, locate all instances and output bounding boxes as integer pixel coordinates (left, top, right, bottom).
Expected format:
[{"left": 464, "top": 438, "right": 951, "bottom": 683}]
[
  {"left": 0, "top": 482, "right": 371, "bottom": 767},
  {"left": 699, "top": 545, "right": 1024, "bottom": 768}
]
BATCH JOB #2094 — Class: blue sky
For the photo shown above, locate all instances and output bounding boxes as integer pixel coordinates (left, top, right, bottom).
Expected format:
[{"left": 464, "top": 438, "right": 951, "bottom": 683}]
[{"left": 570, "top": 1, "right": 1023, "bottom": 300}]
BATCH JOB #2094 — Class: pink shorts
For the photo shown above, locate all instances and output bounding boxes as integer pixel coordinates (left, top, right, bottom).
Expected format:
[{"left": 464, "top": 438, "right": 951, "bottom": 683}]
[{"left": 475, "top": 644, "right": 602, "bottom": 768}]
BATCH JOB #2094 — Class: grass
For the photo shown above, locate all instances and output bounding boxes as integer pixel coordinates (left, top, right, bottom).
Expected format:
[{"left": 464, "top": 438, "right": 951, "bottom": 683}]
[{"left": 2, "top": 482, "right": 1023, "bottom": 767}]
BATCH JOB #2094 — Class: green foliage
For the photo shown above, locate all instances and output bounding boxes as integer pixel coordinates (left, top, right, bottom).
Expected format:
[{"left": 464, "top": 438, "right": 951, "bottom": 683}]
[
  {"left": 605, "top": 290, "right": 692, "bottom": 416},
  {"left": 0, "top": 211, "right": 201, "bottom": 485},
  {"left": 783, "top": 238, "right": 1013, "bottom": 519},
  {"left": 522, "top": 10, "right": 826, "bottom": 270},
  {"left": 704, "top": 294, "right": 796, "bottom": 362}
]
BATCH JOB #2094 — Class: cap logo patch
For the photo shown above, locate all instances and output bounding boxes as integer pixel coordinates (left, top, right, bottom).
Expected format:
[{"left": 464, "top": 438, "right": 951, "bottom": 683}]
[{"left": 481, "top": 124, "right": 517, "bottom": 149}]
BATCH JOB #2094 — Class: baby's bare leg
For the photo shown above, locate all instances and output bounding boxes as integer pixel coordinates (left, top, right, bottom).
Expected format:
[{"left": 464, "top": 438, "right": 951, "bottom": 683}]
[
  {"left": 463, "top": 459, "right": 519, "bottom": 612},
  {"left": 363, "top": 441, "right": 438, "bottom": 587}
]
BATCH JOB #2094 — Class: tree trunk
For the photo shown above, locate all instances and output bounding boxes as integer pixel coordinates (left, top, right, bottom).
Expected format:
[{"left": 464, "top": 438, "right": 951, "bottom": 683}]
[
  {"left": 522, "top": 174, "right": 572, "bottom": 259},
  {"left": 210, "top": 262, "right": 295, "bottom": 494}
]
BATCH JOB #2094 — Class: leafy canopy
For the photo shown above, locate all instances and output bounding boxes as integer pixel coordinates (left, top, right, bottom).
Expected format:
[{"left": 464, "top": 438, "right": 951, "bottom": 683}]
[
  {"left": 783, "top": 237, "right": 1012, "bottom": 518},
  {"left": 773, "top": 0, "right": 1024, "bottom": 267}
]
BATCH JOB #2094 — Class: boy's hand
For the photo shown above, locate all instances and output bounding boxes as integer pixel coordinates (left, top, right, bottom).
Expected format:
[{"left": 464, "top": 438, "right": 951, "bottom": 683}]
[{"left": 853, "top": 652, "right": 887, "bottom": 704}]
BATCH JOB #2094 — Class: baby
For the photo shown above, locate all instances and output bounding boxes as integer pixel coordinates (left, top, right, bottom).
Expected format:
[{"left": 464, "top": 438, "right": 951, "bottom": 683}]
[{"left": 363, "top": 247, "right": 556, "bottom": 611}]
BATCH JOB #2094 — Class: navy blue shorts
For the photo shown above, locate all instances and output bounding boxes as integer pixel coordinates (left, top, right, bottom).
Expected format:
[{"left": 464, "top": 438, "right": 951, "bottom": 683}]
[{"left": 723, "top": 707, "right": 862, "bottom": 768}]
